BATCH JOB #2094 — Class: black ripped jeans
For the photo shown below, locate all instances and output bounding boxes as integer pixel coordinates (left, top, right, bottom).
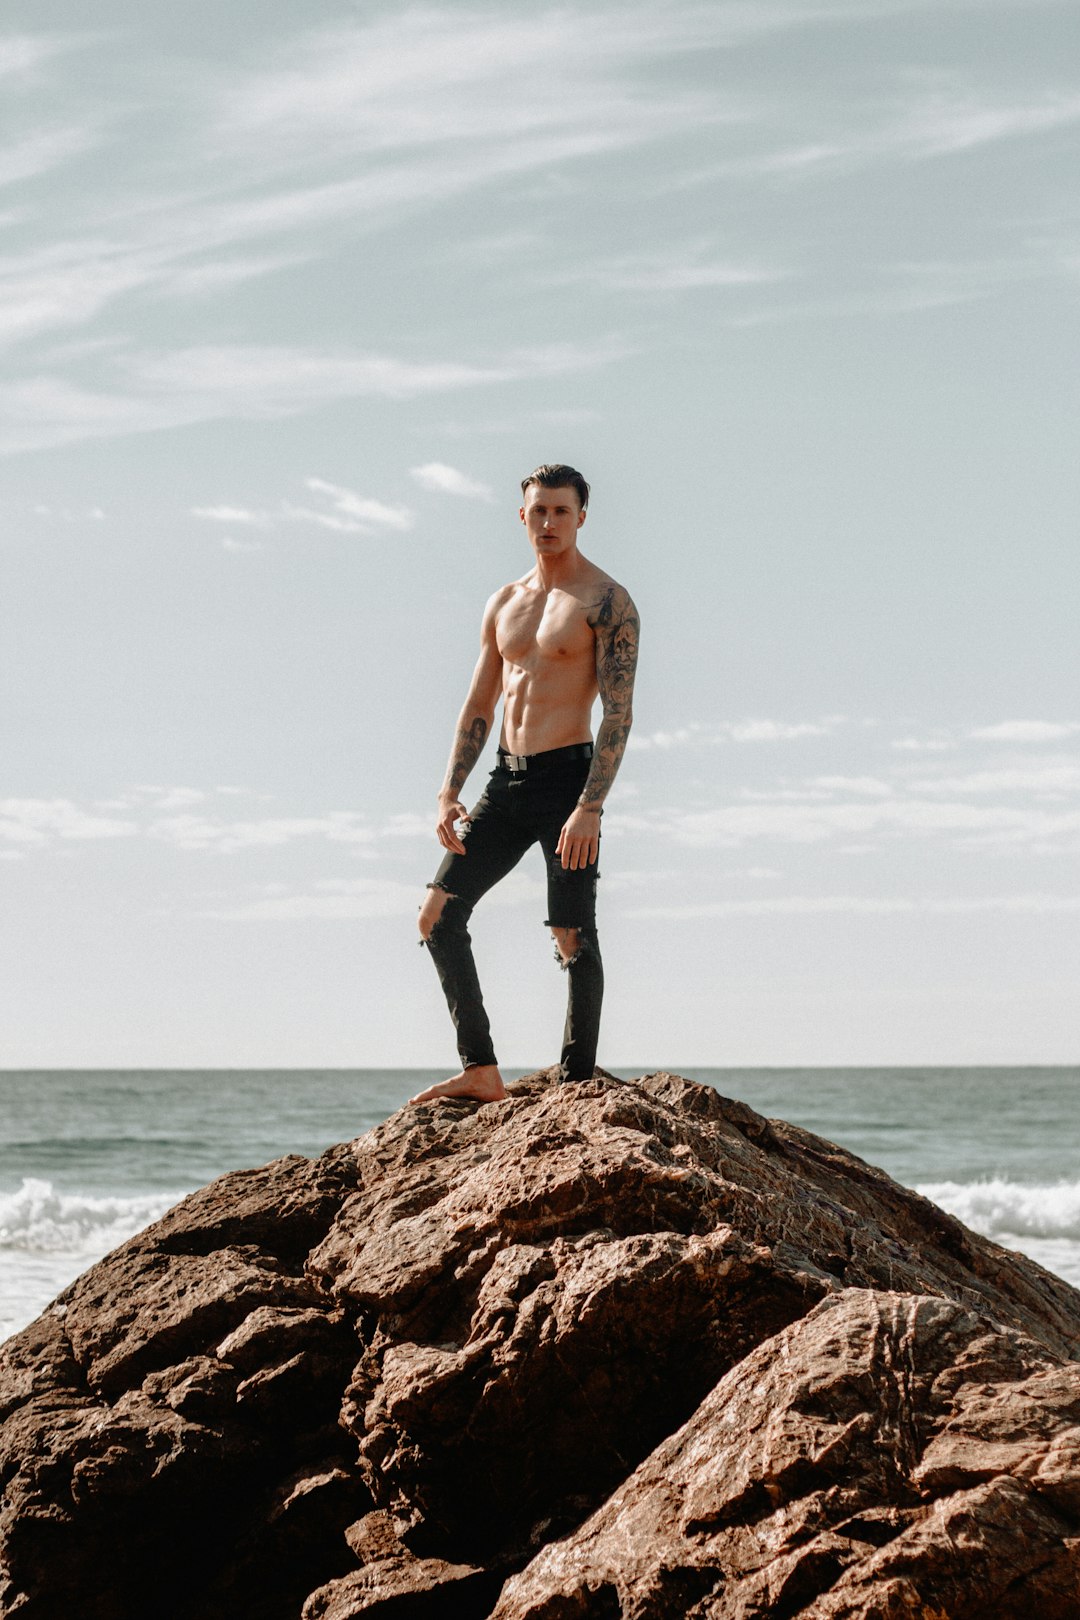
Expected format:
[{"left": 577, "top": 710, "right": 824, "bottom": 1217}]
[{"left": 423, "top": 746, "right": 604, "bottom": 1082}]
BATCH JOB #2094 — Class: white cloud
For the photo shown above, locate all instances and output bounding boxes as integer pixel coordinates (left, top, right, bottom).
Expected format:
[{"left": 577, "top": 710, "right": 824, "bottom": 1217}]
[
  {"left": 0, "top": 127, "right": 97, "bottom": 191},
  {"left": 198, "top": 866, "right": 546, "bottom": 921},
  {"left": 303, "top": 478, "right": 413, "bottom": 531},
  {"left": 28, "top": 500, "right": 106, "bottom": 523},
  {"left": 729, "top": 141, "right": 847, "bottom": 176},
  {"left": 0, "top": 248, "right": 156, "bottom": 350},
  {"left": 654, "top": 797, "right": 1080, "bottom": 851},
  {"left": 726, "top": 718, "right": 835, "bottom": 742},
  {"left": 892, "top": 734, "right": 954, "bottom": 752},
  {"left": 124, "top": 345, "right": 512, "bottom": 407},
  {"left": 144, "top": 788, "right": 207, "bottom": 812},
  {"left": 192, "top": 481, "right": 413, "bottom": 539},
  {"left": 708, "top": 73, "right": 1080, "bottom": 199},
  {"left": 629, "top": 718, "right": 840, "bottom": 751},
  {"left": 0, "top": 34, "right": 82, "bottom": 81},
  {"left": 969, "top": 721, "right": 1080, "bottom": 743},
  {"left": 900, "top": 87, "right": 1080, "bottom": 159},
  {"left": 410, "top": 463, "right": 494, "bottom": 501},
  {"left": 192, "top": 505, "right": 273, "bottom": 526},
  {"left": 157, "top": 252, "right": 312, "bottom": 299},
  {"left": 380, "top": 812, "right": 435, "bottom": 839},
  {"left": 908, "top": 764, "right": 1080, "bottom": 798},
  {"left": 559, "top": 248, "right": 784, "bottom": 293},
  {"left": 215, "top": 10, "right": 732, "bottom": 161},
  {"left": 809, "top": 776, "right": 893, "bottom": 796},
  {"left": 148, "top": 812, "right": 376, "bottom": 853},
  {"left": 200, "top": 877, "right": 416, "bottom": 921},
  {"left": 628, "top": 725, "right": 704, "bottom": 752},
  {"left": 279, "top": 504, "right": 368, "bottom": 535},
  {"left": 628, "top": 892, "right": 1080, "bottom": 920},
  {"left": 1, "top": 341, "right": 626, "bottom": 454},
  {"left": 0, "top": 798, "right": 135, "bottom": 845}
]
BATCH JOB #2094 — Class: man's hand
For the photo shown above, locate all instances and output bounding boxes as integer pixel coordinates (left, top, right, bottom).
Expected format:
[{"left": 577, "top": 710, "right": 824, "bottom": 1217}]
[
  {"left": 436, "top": 795, "right": 469, "bottom": 855},
  {"left": 556, "top": 806, "right": 601, "bottom": 870}
]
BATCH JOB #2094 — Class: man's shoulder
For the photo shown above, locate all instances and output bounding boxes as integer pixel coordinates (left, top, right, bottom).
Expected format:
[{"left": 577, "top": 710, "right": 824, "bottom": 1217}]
[
  {"left": 582, "top": 567, "right": 637, "bottom": 629},
  {"left": 483, "top": 577, "right": 530, "bottom": 615}
]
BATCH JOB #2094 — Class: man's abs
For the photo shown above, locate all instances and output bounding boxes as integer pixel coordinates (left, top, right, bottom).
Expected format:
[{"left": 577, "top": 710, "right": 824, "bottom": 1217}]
[{"left": 500, "top": 665, "right": 596, "bottom": 755}]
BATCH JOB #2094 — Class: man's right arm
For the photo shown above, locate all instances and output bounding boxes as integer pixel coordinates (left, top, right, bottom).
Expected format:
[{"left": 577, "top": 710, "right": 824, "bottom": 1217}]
[{"left": 436, "top": 595, "right": 504, "bottom": 855}]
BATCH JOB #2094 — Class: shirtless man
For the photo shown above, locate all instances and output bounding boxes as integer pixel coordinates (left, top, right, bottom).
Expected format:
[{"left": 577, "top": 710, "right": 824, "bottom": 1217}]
[{"left": 412, "top": 464, "right": 639, "bottom": 1106}]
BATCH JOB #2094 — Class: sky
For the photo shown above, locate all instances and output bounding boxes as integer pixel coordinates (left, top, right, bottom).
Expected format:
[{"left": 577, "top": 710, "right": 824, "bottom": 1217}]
[{"left": 2, "top": 0, "right": 1078, "bottom": 1069}]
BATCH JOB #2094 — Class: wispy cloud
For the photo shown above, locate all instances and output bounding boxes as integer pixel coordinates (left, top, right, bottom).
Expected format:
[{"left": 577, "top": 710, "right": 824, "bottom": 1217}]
[
  {"left": 410, "top": 463, "right": 494, "bottom": 500},
  {"left": 156, "top": 251, "right": 314, "bottom": 300},
  {"left": 898, "top": 85, "right": 1080, "bottom": 159},
  {"left": 629, "top": 717, "right": 842, "bottom": 750},
  {"left": 715, "top": 72, "right": 1080, "bottom": 188},
  {"left": 0, "top": 798, "right": 135, "bottom": 845},
  {"left": 192, "top": 504, "right": 273, "bottom": 527},
  {"left": 201, "top": 867, "right": 545, "bottom": 922},
  {"left": 0, "top": 127, "right": 98, "bottom": 190},
  {"left": 0, "top": 33, "right": 86, "bottom": 82},
  {"left": 213, "top": 9, "right": 735, "bottom": 163},
  {"left": 148, "top": 812, "right": 375, "bottom": 854},
  {"left": 892, "top": 733, "right": 955, "bottom": 752},
  {"left": 2, "top": 340, "right": 627, "bottom": 454},
  {"left": 557, "top": 247, "right": 785, "bottom": 293},
  {"left": 809, "top": 776, "right": 893, "bottom": 796},
  {"left": 655, "top": 799, "right": 1076, "bottom": 849},
  {"left": 893, "top": 721, "right": 1080, "bottom": 751},
  {"left": 124, "top": 345, "right": 511, "bottom": 407},
  {"left": 969, "top": 720, "right": 1080, "bottom": 743},
  {"left": 30, "top": 500, "right": 106, "bottom": 522},
  {"left": 192, "top": 478, "right": 412, "bottom": 539},
  {"left": 629, "top": 892, "right": 1080, "bottom": 920},
  {"left": 0, "top": 11, "right": 739, "bottom": 369},
  {"left": 621, "top": 718, "right": 1080, "bottom": 854},
  {"left": 303, "top": 478, "right": 413, "bottom": 531},
  {"left": 907, "top": 763, "right": 1080, "bottom": 798},
  {"left": 199, "top": 877, "right": 416, "bottom": 922}
]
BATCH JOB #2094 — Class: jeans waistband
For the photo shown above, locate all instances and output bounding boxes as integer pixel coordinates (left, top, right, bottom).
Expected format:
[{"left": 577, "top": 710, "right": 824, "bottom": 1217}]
[{"left": 497, "top": 741, "right": 593, "bottom": 774}]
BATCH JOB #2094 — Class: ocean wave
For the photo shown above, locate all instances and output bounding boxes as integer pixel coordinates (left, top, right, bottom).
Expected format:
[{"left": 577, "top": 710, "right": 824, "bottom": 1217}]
[
  {"left": 0, "top": 1178, "right": 183, "bottom": 1256},
  {"left": 918, "top": 1178, "right": 1080, "bottom": 1242}
]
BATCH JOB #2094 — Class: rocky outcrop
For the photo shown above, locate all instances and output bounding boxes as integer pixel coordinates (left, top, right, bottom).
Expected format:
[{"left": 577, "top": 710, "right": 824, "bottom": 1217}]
[{"left": 2, "top": 1071, "right": 1079, "bottom": 1619}]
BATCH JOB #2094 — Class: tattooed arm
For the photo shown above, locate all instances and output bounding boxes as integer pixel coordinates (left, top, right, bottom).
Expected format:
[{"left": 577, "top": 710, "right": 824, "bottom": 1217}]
[
  {"left": 556, "top": 582, "right": 640, "bottom": 870},
  {"left": 436, "top": 592, "right": 506, "bottom": 854}
]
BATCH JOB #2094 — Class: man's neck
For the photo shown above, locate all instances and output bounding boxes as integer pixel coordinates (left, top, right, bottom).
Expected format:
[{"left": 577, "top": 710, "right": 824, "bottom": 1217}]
[{"left": 533, "top": 547, "right": 583, "bottom": 592}]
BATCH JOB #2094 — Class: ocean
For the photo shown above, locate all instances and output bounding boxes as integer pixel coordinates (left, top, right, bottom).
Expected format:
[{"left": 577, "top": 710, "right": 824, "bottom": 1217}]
[{"left": 2, "top": 1066, "right": 1078, "bottom": 1344}]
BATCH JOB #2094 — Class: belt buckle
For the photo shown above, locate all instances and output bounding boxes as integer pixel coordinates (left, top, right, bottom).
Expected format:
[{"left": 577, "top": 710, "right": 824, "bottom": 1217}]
[{"left": 506, "top": 752, "right": 527, "bottom": 772}]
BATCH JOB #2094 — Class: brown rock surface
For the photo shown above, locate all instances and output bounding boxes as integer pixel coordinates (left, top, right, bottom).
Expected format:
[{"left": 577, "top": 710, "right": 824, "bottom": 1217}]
[{"left": 1, "top": 1071, "right": 1078, "bottom": 1619}]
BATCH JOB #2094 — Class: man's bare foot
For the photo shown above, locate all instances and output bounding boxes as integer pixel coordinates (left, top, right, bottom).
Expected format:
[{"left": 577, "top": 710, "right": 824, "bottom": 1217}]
[{"left": 409, "top": 1065, "right": 507, "bottom": 1106}]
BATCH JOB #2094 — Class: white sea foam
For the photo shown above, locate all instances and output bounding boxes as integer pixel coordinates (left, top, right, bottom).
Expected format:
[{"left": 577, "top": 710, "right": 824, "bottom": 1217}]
[
  {"left": 0, "top": 1177, "right": 181, "bottom": 1257},
  {"left": 918, "top": 1178, "right": 1080, "bottom": 1243}
]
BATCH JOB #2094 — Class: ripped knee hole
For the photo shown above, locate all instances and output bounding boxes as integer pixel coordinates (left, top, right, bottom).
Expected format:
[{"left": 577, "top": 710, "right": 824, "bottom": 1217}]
[
  {"left": 418, "top": 884, "right": 460, "bottom": 944},
  {"left": 549, "top": 926, "right": 588, "bottom": 968}
]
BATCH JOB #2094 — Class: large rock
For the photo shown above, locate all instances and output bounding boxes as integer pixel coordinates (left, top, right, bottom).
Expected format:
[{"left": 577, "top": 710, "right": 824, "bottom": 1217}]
[{"left": 1, "top": 1071, "right": 1078, "bottom": 1618}]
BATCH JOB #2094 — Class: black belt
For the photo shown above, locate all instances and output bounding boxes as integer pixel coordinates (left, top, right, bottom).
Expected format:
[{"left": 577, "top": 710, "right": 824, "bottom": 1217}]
[{"left": 497, "top": 741, "right": 593, "bottom": 774}]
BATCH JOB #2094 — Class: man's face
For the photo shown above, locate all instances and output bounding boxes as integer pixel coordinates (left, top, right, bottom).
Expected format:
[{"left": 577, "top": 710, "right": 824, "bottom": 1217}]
[{"left": 519, "top": 484, "right": 586, "bottom": 557}]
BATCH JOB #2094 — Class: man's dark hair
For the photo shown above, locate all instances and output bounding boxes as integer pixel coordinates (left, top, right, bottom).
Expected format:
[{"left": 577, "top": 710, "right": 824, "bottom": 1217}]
[{"left": 521, "top": 463, "right": 590, "bottom": 511}]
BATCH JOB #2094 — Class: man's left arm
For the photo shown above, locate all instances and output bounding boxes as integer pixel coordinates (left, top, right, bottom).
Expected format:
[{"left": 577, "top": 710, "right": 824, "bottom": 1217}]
[{"left": 556, "top": 584, "right": 640, "bottom": 871}]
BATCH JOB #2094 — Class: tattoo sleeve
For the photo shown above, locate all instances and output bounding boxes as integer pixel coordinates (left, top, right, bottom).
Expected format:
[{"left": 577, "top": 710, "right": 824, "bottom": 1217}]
[
  {"left": 579, "top": 587, "right": 640, "bottom": 810},
  {"left": 443, "top": 715, "right": 489, "bottom": 797}
]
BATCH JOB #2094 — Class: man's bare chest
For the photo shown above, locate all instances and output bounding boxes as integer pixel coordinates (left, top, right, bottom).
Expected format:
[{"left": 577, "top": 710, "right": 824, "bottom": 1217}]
[{"left": 496, "top": 591, "right": 595, "bottom": 668}]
